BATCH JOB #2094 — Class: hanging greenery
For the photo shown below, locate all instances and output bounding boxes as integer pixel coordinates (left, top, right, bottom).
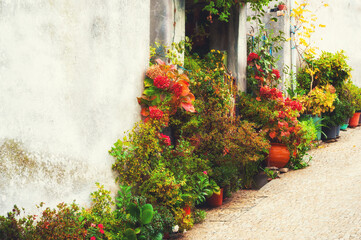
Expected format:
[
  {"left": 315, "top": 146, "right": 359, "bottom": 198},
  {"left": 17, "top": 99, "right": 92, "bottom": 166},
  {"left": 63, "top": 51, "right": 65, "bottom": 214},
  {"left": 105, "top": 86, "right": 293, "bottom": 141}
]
[{"left": 193, "top": 0, "right": 272, "bottom": 22}]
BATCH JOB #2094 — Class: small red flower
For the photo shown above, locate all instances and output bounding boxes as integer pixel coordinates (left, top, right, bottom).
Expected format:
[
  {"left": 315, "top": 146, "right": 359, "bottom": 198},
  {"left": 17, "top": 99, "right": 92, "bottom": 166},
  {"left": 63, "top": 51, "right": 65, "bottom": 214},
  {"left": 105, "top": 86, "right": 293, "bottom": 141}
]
[
  {"left": 99, "top": 228, "right": 104, "bottom": 234},
  {"left": 91, "top": 237, "right": 96, "bottom": 240},
  {"left": 98, "top": 224, "right": 104, "bottom": 229},
  {"left": 159, "top": 133, "right": 171, "bottom": 146},
  {"left": 154, "top": 75, "right": 170, "bottom": 89},
  {"left": 255, "top": 75, "right": 264, "bottom": 83},
  {"left": 247, "top": 52, "right": 260, "bottom": 63},
  {"left": 149, "top": 106, "right": 163, "bottom": 119},
  {"left": 203, "top": 171, "right": 208, "bottom": 175},
  {"left": 278, "top": 111, "right": 286, "bottom": 118},
  {"left": 223, "top": 147, "right": 230, "bottom": 156},
  {"left": 272, "top": 69, "right": 281, "bottom": 79}
]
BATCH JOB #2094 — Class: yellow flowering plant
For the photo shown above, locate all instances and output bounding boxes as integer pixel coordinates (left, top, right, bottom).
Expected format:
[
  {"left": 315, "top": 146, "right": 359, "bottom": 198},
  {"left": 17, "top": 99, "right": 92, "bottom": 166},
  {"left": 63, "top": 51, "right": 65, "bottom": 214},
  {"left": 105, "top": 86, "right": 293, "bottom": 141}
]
[{"left": 297, "top": 84, "right": 337, "bottom": 117}]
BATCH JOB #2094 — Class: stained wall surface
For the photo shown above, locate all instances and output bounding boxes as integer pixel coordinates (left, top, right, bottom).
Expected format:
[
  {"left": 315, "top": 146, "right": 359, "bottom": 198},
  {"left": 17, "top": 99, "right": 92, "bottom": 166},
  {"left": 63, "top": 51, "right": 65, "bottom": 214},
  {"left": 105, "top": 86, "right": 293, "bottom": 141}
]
[
  {"left": 0, "top": 0, "right": 149, "bottom": 214},
  {"left": 299, "top": 0, "right": 361, "bottom": 85}
]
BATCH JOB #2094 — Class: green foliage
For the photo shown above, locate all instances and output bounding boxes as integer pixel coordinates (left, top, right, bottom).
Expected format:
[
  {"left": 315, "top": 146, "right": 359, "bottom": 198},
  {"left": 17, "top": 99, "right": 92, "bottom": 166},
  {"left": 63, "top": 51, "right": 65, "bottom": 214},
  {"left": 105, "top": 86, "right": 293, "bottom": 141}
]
[
  {"left": 263, "top": 168, "right": 279, "bottom": 179},
  {"left": 194, "top": 0, "right": 271, "bottom": 22},
  {"left": 247, "top": 24, "right": 285, "bottom": 94},
  {"left": 344, "top": 81, "right": 361, "bottom": 110},
  {"left": 110, "top": 119, "right": 166, "bottom": 187},
  {"left": 191, "top": 173, "right": 220, "bottom": 205},
  {"left": 0, "top": 205, "right": 35, "bottom": 240},
  {"left": 296, "top": 51, "right": 352, "bottom": 92},
  {"left": 322, "top": 97, "right": 354, "bottom": 127},
  {"left": 290, "top": 117, "right": 316, "bottom": 170},
  {"left": 192, "top": 209, "right": 207, "bottom": 224},
  {"left": 139, "top": 166, "right": 183, "bottom": 211},
  {"left": 297, "top": 84, "right": 337, "bottom": 116},
  {"left": 237, "top": 92, "right": 277, "bottom": 128},
  {"left": 90, "top": 183, "right": 115, "bottom": 218}
]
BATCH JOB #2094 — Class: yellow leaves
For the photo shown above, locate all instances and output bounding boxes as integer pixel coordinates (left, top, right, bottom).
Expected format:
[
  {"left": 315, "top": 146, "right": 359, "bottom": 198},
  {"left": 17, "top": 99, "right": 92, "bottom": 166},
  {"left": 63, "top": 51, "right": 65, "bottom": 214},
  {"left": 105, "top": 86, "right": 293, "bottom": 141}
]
[
  {"left": 319, "top": 24, "right": 326, "bottom": 28},
  {"left": 299, "top": 37, "right": 307, "bottom": 46}
]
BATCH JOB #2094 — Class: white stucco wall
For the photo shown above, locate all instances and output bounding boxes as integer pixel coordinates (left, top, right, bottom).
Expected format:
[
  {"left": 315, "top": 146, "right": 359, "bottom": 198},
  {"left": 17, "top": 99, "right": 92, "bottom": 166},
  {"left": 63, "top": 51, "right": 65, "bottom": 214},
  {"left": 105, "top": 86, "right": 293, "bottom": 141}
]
[
  {"left": 301, "top": 0, "right": 361, "bottom": 86},
  {"left": 0, "top": 0, "right": 150, "bottom": 214}
]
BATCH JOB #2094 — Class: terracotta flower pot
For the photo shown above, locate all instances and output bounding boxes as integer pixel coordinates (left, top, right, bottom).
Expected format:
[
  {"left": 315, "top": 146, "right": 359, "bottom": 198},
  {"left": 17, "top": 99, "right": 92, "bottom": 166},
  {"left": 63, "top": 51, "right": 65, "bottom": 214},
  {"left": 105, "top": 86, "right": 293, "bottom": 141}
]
[
  {"left": 278, "top": 4, "right": 287, "bottom": 10},
  {"left": 267, "top": 143, "right": 290, "bottom": 168},
  {"left": 349, "top": 112, "right": 361, "bottom": 128},
  {"left": 206, "top": 188, "right": 223, "bottom": 208}
]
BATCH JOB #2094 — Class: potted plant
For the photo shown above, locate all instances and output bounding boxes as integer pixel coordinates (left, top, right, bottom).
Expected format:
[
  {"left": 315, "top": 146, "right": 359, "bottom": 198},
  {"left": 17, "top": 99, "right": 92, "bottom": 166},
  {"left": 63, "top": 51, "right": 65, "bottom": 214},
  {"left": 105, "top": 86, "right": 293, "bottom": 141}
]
[
  {"left": 297, "top": 84, "right": 337, "bottom": 140},
  {"left": 278, "top": 2, "right": 287, "bottom": 10},
  {"left": 322, "top": 97, "right": 353, "bottom": 140},
  {"left": 343, "top": 81, "right": 361, "bottom": 127}
]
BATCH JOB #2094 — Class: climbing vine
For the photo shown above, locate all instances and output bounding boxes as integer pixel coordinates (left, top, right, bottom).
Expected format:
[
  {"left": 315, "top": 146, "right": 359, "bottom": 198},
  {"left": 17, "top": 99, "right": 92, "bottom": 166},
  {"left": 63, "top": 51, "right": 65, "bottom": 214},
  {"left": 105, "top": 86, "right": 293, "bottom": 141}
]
[{"left": 195, "top": 0, "right": 272, "bottom": 22}]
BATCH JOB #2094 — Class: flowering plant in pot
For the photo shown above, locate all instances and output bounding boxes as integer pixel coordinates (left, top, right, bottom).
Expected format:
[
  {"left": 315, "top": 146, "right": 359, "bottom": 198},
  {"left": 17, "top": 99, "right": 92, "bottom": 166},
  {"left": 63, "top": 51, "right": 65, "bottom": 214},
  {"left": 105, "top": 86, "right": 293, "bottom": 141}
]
[
  {"left": 297, "top": 84, "right": 337, "bottom": 117},
  {"left": 278, "top": 1, "right": 287, "bottom": 10},
  {"left": 256, "top": 86, "right": 303, "bottom": 167}
]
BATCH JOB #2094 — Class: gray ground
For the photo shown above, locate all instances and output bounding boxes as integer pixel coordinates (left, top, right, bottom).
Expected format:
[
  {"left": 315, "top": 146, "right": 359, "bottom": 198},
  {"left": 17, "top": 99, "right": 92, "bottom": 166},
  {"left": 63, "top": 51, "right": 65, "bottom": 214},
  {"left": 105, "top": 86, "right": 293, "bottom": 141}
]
[{"left": 181, "top": 127, "right": 361, "bottom": 240}]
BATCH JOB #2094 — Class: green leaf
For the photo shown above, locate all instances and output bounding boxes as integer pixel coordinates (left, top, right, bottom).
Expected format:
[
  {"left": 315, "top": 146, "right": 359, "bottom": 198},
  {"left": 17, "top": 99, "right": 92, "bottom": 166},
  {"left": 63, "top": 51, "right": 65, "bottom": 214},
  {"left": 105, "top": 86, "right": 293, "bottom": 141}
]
[
  {"left": 154, "top": 233, "right": 163, "bottom": 240},
  {"left": 124, "top": 228, "right": 137, "bottom": 240},
  {"left": 141, "top": 204, "right": 153, "bottom": 212},
  {"left": 127, "top": 203, "right": 140, "bottom": 219},
  {"left": 144, "top": 78, "right": 153, "bottom": 87},
  {"left": 143, "top": 86, "right": 158, "bottom": 96},
  {"left": 140, "top": 209, "right": 153, "bottom": 225}
]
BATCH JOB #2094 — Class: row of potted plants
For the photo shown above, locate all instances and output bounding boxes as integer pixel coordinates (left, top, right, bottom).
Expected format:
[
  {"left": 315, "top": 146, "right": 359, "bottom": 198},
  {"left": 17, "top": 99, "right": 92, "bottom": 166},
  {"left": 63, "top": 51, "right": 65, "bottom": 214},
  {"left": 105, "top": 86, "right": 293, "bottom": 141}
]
[{"left": 2, "top": 31, "right": 359, "bottom": 240}]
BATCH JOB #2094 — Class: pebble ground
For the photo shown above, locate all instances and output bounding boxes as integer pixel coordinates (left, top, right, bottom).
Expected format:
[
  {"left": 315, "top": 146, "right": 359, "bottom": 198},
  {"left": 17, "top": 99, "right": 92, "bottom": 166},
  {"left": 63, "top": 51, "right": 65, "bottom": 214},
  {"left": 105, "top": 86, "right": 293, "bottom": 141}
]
[{"left": 181, "top": 127, "right": 361, "bottom": 240}]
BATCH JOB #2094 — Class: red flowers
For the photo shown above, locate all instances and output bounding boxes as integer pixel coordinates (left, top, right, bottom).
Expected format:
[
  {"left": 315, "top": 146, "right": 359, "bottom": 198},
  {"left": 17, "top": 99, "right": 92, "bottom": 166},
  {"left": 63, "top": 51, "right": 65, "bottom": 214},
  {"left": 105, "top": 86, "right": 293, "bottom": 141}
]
[
  {"left": 260, "top": 86, "right": 283, "bottom": 100},
  {"left": 159, "top": 133, "right": 171, "bottom": 146},
  {"left": 171, "top": 82, "right": 183, "bottom": 97},
  {"left": 272, "top": 69, "right": 281, "bottom": 79},
  {"left": 285, "top": 98, "right": 303, "bottom": 111},
  {"left": 247, "top": 52, "right": 260, "bottom": 63},
  {"left": 91, "top": 237, "right": 96, "bottom": 240},
  {"left": 154, "top": 75, "right": 170, "bottom": 89},
  {"left": 278, "top": 111, "right": 286, "bottom": 118},
  {"left": 149, "top": 106, "right": 164, "bottom": 120}
]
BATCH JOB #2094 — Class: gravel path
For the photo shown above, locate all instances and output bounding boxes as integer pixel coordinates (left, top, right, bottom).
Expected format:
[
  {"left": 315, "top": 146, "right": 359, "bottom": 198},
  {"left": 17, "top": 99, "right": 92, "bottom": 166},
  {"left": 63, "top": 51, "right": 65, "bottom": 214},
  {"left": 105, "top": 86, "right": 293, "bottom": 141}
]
[{"left": 181, "top": 127, "right": 361, "bottom": 240}]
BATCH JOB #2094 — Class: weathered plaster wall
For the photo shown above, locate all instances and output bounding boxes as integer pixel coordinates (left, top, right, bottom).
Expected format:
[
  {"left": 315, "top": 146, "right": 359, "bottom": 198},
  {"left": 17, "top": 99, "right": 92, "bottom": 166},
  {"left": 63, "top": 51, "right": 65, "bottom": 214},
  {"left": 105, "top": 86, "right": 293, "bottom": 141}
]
[
  {"left": 0, "top": 0, "right": 150, "bottom": 214},
  {"left": 306, "top": 0, "right": 361, "bottom": 86}
]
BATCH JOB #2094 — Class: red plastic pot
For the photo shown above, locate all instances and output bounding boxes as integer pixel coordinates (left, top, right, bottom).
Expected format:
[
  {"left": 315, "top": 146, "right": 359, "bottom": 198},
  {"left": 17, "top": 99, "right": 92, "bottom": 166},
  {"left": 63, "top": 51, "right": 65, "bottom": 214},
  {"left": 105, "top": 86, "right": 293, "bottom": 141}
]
[
  {"left": 278, "top": 4, "right": 287, "bottom": 10},
  {"left": 206, "top": 188, "right": 223, "bottom": 208},
  {"left": 349, "top": 112, "right": 361, "bottom": 127},
  {"left": 267, "top": 143, "right": 290, "bottom": 168}
]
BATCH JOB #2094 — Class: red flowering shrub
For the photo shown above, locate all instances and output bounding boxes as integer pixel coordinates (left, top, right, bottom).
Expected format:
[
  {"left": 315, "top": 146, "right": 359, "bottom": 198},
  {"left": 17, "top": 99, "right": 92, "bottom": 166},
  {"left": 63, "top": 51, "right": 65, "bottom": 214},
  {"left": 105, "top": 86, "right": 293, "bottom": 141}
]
[
  {"left": 154, "top": 76, "right": 170, "bottom": 89},
  {"left": 138, "top": 59, "right": 196, "bottom": 123},
  {"left": 260, "top": 86, "right": 283, "bottom": 100},
  {"left": 247, "top": 52, "right": 260, "bottom": 63},
  {"left": 149, "top": 106, "right": 164, "bottom": 120},
  {"left": 285, "top": 98, "right": 303, "bottom": 111}
]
